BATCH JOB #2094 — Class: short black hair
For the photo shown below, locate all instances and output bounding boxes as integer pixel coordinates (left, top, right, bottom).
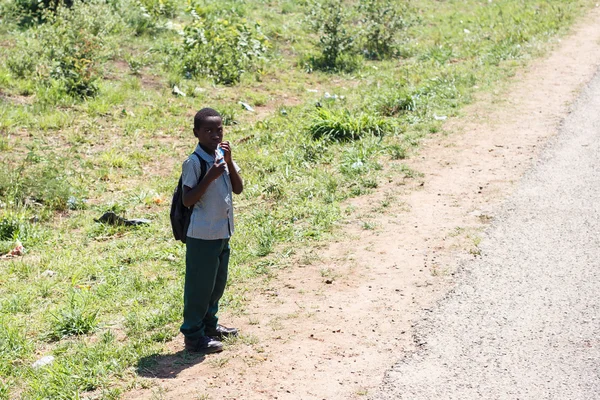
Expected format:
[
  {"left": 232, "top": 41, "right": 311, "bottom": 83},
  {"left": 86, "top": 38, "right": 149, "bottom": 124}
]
[{"left": 194, "top": 108, "right": 222, "bottom": 130}]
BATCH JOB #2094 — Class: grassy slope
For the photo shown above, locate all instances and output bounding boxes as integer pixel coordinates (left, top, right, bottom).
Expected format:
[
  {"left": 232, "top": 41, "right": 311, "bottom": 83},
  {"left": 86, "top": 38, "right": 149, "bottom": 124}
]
[{"left": 0, "top": 0, "right": 592, "bottom": 397}]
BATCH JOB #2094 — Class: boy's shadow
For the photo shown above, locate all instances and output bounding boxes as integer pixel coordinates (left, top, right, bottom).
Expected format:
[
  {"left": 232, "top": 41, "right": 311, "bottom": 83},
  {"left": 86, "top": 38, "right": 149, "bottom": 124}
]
[{"left": 136, "top": 350, "right": 206, "bottom": 379}]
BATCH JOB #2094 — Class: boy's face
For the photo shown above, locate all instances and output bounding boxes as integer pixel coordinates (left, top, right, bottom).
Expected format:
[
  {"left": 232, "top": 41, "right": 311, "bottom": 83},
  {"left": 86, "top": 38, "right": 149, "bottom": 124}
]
[{"left": 194, "top": 116, "right": 223, "bottom": 151}]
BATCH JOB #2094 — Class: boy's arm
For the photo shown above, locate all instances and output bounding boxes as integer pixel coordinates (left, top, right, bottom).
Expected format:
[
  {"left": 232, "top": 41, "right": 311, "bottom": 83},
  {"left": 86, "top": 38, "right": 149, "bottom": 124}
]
[
  {"left": 228, "top": 163, "right": 243, "bottom": 194},
  {"left": 220, "top": 141, "right": 244, "bottom": 194},
  {"left": 182, "top": 161, "right": 227, "bottom": 207}
]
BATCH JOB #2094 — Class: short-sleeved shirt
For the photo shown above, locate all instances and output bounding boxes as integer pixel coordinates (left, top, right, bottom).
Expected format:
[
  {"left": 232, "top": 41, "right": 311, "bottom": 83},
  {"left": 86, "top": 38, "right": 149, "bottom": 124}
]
[{"left": 181, "top": 144, "right": 240, "bottom": 240}]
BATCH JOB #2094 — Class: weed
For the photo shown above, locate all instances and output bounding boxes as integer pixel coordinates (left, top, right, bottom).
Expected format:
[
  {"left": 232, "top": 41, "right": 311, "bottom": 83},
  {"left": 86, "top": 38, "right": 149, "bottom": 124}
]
[
  {"left": 377, "top": 90, "right": 418, "bottom": 116},
  {"left": 0, "top": 214, "right": 26, "bottom": 241},
  {"left": 361, "top": 221, "right": 376, "bottom": 230},
  {"left": 0, "top": 320, "right": 33, "bottom": 377},
  {"left": 397, "top": 164, "right": 423, "bottom": 179},
  {"left": 387, "top": 143, "right": 409, "bottom": 160},
  {"left": 48, "top": 293, "right": 99, "bottom": 340},
  {"left": 217, "top": 104, "right": 239, "bottom": 126},
  {"left": 208, "top": 356, "right": 230, "bottom": 368},
  {"left": 126, "top": 55, "right": 145, "bottom": 76},
  {"left": 308, "top": 108, "right": 388, "bottom": 141}
]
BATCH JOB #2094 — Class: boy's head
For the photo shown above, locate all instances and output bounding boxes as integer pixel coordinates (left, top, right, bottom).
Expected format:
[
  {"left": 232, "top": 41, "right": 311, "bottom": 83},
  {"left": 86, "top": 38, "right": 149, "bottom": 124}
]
[{"left": 193, "top": 108, "right": 223, "bottom": 151}]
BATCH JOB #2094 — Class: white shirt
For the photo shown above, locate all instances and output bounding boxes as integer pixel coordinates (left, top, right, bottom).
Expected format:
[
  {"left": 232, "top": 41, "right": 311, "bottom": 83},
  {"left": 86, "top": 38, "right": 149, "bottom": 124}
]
[{"left": 181, "top": 144, "right": 240, "bottom": 240}]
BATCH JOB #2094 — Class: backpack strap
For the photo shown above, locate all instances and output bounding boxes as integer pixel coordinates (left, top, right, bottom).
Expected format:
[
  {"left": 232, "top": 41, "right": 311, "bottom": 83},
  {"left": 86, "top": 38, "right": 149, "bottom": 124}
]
[{"left": 192, "top": 151, "right": 207, "bottom": 183}]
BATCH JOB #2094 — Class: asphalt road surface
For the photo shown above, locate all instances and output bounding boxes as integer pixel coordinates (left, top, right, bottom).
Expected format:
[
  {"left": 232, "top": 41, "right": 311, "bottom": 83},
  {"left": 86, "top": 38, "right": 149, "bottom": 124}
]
[{"left": 373, "top": 71, "right": 600, "bottom": 400}]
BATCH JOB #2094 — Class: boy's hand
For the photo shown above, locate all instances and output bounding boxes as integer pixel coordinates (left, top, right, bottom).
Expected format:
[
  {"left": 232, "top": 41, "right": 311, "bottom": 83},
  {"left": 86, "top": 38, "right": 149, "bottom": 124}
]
[
  {"left": 205, "top": 160, "right": 227, "bottom": 182},
  {"left": 220, "top": 141, "right": 233, "bottom": 164}
]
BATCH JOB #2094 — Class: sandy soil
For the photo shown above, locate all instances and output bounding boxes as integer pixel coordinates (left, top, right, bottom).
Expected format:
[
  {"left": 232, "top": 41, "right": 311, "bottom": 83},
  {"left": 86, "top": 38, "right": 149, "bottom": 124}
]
[
  {"left": 125, "top": 7, "right": 600, "bottom": 400},
  {"left": 374, "top": 50, "right": 600, "bottom": 400}
]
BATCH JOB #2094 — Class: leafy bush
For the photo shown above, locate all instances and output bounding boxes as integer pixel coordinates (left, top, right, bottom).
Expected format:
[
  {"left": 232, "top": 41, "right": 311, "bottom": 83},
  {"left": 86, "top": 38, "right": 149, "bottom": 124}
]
[
  {"left": 6, "top": 1, "right": 119, "bottom": 99},
  {"left": 357, "top": 0, "right": 406, "bottom": 59},
  {"left": 118, "top": 0, "right": 161, "bottom": 36},
  {"left": 138, "top": 0, "right": 176, "bottom": 17},
  {"left": 4, "top": 0, "right": 76, "bottom": 26},
  {"left": 305, "top": 0, "right": 360, "bottom": 72},
  {"left": 181, "top": 9, "right": 269, "bottom": 85},
  {"left": 308, "top": 107, "right": 389, "bottom": 141}
]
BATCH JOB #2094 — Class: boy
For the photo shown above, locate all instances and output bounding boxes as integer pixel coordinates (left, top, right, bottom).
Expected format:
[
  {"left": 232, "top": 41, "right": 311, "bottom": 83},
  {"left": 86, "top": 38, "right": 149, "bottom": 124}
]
[{"left": 180, "top": 107, "right": 243, "bottom": 353}]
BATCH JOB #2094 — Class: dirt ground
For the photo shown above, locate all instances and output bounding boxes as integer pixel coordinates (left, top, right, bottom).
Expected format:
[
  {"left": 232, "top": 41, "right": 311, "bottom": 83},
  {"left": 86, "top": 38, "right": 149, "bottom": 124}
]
[{"left": 125, "top": 7, "right": 600, "bottom": 400}]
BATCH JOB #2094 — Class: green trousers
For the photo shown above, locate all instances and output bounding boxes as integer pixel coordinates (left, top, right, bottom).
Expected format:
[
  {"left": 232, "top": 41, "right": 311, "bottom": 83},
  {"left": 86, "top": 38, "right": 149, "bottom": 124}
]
[{"left": 180, "top": 237, "right": 230, "bottom": 340}]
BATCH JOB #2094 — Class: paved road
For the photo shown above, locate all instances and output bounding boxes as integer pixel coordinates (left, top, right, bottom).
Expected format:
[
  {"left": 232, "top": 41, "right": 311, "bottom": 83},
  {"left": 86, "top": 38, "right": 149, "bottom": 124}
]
[{"left": 373, "top": 71, "right": 600, "bottom": 399}]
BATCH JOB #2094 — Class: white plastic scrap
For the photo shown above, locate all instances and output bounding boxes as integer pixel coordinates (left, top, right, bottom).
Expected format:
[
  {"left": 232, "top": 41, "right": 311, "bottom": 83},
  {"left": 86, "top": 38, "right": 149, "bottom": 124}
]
[
  {"left": 172, "top": 85, "right": 186, "bottom": 97},
  {"left": 32, "top": 355, "right": 55, "bottom": 369},
  {"left": 239, "top": 102, "right": 255, "bottom": 112}
]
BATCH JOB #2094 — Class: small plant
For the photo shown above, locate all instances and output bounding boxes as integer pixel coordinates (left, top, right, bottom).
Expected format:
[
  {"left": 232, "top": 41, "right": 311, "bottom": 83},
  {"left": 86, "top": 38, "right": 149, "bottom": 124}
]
[
  {"left": 387, "top": 143, "right": 408, "bottom": 160},
  {"left": 48, "top": 294, "right": 99, "bottom": 340},
  {"left": 125, "top": 55, "right": 145, "bottom": 75},
  {"left": 361, "top": 221, "right": 375, "bottom": 230},
  {"left": 378, "top": 90, "right": 418, "bottom": 116},
  {"left": 0, "top": 215, "right": 24, "bottom": 241},
  {"left": 357, "top": 0, "right": 406, "bottom": 59},
  {"left": 217, "top": 105, "right": 239, "bottom": 126},
  {"left": 308, "top": 107, "right": 388, "bottom": 141},
  {"left": 0, "top": 322, "right": 32, "bottom": 377}
]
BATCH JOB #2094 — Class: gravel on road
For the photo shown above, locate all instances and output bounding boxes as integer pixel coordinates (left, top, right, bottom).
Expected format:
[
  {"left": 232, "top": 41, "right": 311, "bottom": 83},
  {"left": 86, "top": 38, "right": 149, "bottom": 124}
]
[{"left": 373, "top": 70, "right": 600, "bottom": 400}]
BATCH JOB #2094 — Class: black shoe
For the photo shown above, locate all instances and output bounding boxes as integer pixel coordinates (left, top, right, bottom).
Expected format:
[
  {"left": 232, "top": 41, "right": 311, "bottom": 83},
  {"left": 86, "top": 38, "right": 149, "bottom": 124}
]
[
  {"left": 184, "top": 336, "right": 223, "bottom": 353},
  {"left": 204, "top": 324, "right": 238, "bottom": 340}
]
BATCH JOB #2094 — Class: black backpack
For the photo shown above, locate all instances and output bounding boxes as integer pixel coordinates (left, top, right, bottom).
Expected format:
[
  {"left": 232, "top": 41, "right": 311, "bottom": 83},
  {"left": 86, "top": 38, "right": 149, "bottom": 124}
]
[{"left": 170, "top": 152, "right": 207, "bottom": 243}]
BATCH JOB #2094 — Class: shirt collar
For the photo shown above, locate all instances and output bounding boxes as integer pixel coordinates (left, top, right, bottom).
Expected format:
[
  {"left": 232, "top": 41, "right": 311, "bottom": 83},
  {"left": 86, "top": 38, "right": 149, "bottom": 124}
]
[{"left": 195, "top": 144, "right": 215, "bottom": 163}]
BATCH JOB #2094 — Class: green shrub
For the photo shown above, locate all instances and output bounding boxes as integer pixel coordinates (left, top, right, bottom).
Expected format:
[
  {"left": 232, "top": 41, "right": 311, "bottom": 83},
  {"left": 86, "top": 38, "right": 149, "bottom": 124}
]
[
  {"left": 6, "top": 1, "right": 118, "bottom": 99},
  {"left": 357, "top": 0, "right": 406, "bottom": 60},
  {"left": 308, "top": 107, "right": 389, "bottom": 141},
  {"left": 305, "top": 0, "right": 359, "bottom": 72},
  {"left": 5, "top": 43, "right": 39, "bottom": 79},
  {"left": 138, "top": 0, "right": 176, "bottom": 17},
  {"left": 4, "top": 0, "right": 76, "bottom": 26},
  {"left": 181, "top": 9, "right": 269, "bottom": 85},
  {"left": 118, "top": 0, "right": 161, "bottom": 36}
]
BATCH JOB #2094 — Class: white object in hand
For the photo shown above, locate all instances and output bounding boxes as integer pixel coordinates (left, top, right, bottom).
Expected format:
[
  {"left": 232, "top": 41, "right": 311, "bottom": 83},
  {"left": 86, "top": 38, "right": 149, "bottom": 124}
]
[{"left": 215, "top": 146, "right": 225, "bottom": 163}]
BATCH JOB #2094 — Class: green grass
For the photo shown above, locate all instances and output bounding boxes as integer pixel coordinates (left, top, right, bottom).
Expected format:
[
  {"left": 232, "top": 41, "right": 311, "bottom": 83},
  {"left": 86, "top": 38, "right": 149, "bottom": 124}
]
[{"left": 0, "top": 0, "right": 593, "bottom": 396}]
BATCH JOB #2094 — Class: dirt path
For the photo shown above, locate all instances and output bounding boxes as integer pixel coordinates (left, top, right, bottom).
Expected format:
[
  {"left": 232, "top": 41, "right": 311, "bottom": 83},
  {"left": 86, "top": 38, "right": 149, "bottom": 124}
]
[
  {"left": 126, "top": 7, "right": 600, "bottom": 400},
  {"left": 374, "top": 58, "right": 600, "bottom": 400}
]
